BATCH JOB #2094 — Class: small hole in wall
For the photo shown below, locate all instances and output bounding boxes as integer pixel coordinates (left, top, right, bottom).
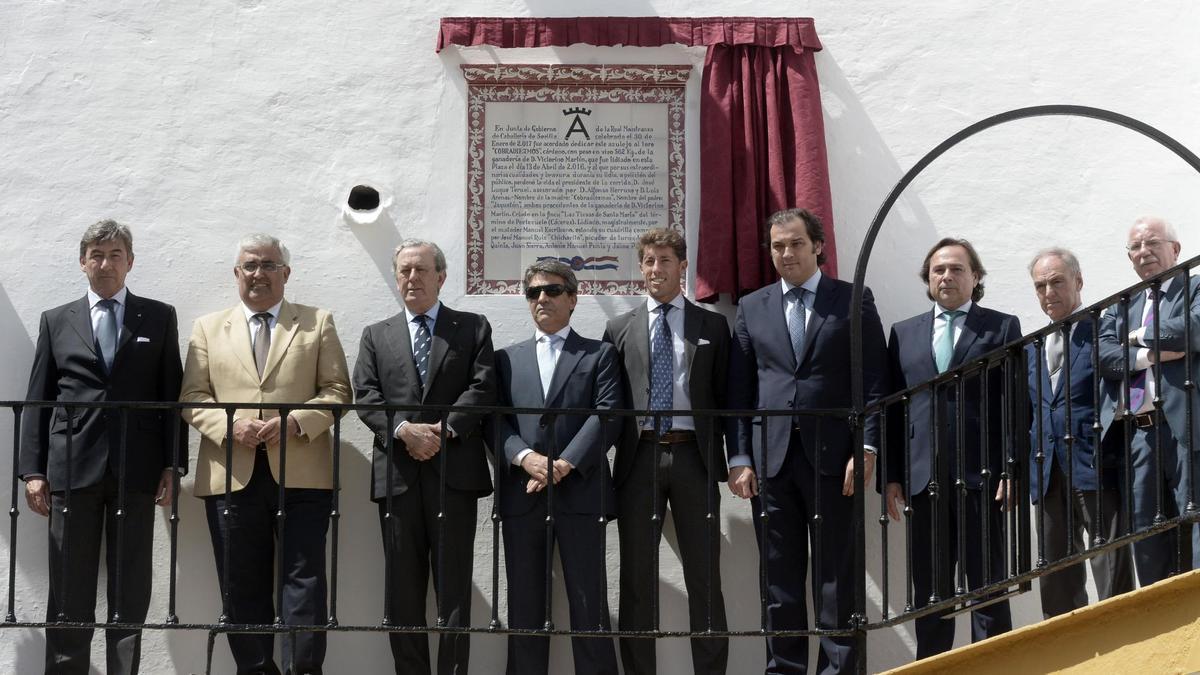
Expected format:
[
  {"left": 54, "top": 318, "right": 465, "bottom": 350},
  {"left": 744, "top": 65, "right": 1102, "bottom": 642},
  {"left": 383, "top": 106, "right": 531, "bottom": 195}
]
[{"left": 347, "top": 185, "right": 381, "bottom": 211}]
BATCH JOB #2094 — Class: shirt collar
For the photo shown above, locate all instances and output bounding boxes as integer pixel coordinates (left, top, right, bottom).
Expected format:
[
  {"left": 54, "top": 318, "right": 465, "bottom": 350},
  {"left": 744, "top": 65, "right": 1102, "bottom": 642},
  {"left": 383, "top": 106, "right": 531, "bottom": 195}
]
[
  {"left": 535, "top": 325, "right": 572, "bottom": 342},
  {"left": 780, "top": 269, "right": 822, "bottom": 297},
  {"left": 933, "top": 299, "right": 973, "bottom": 317},
  {"left": 242, "top": 300, "right": 283, "bottom": 323},
  {"left": 645, "top": 292, "right": 685, "bottom": 313},
  {"left": 405, "top": 301, "right": 441, "bottom": 325},
  {"left": 87, "top": 286, "right": 128, "bottom": 309}
]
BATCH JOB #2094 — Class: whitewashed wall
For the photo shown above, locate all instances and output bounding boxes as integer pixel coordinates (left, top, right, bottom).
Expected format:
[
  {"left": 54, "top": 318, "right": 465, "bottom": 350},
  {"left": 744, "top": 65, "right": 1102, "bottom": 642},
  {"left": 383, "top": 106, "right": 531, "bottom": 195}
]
[{"left": 2, "top": 1, "right": 1198, "bottom": 672}]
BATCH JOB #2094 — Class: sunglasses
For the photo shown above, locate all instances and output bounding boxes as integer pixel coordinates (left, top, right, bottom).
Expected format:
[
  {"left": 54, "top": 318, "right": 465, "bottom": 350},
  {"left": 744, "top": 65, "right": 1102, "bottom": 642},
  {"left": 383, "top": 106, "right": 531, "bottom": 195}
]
[{"left": 524, "top": 284, "right": 567, "bottom": 300}]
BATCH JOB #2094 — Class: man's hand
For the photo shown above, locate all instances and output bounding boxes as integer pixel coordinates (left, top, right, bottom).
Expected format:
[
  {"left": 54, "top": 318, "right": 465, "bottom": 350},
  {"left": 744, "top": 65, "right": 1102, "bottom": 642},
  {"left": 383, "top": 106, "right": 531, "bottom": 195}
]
[
  {"left": 728, "top": 465, "right": 758, "bottom": 499},
  {"left": 232, "top": 418, "right": 265, "bottom": 447},
  {"left": 400, "top": 421, "right": 444, "bottom": 461},
  {"left": 995, "top": 478, "right": 1017, "bottom": 511},
  {"left": 520, "top": 451, "right": 552, "bottom": 485},
  {"left": 552, "top": 458, "right": 573, "bottom": 483},
  {"left": 885, "top": 482, "right": 905, "bottom": 522},
  {"left": 155, "top": 469, "right": 177, "bottom": 507},
  {"left": 257, "top": 414, "right": 301, "bottom": 447},
  {"left": 842, "top": 452, "right": 877, "bottom": 497},
  {"left": 1149, "top": 350, "right": 1186, "bottom": 364},
  {"left": 25, "top": 478, "right": 50, "bottom": 517}
]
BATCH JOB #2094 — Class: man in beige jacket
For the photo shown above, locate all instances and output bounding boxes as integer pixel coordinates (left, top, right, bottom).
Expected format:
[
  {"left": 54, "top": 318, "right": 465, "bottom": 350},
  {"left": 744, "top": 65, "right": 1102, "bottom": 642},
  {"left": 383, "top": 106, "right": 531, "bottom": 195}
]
[{"left": 181, "top": 233, "right": 351, "bottom": 675}]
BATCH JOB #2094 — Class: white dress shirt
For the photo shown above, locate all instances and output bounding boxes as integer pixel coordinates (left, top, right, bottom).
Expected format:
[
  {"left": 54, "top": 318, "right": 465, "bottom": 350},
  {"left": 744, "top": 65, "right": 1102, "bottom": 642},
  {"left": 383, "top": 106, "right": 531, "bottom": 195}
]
[
  {"left": 514, "top": 325, "right": 573, "bottom": 466},
  {"left": 930, "top": 299, "right": 973, "bottom": 357},
  {"left": 88, "top": 286, "right": 128, "bottom": 340}
]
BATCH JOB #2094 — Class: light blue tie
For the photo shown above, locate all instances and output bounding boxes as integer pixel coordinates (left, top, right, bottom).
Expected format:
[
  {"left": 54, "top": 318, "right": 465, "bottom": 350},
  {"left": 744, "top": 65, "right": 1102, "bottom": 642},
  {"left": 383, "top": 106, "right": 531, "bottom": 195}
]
[
  {"left": 788, "top": 287, "right": 807, "bottom": 365},
  {"left": 649, "top": 304, "right": 674, "bottom": 434},
  {"left": 935, "top": 310, "right": 965, "bottom": 373},
  {"left": 96, "top": 298, "right": 118, "bottom": 372}
]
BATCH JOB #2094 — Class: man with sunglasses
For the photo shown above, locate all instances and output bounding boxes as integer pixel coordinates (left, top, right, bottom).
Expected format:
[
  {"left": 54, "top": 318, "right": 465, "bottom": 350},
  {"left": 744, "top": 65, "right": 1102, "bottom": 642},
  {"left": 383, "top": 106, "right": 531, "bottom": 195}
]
[
  {"left": 181, "top": 233, "right": 351, "bottom": 675},
  {"left": 602, "top": 228, "right": 730, "bottom": 674},
  {"left": 353, "top": 239, "right": 496, "bottom": 675},
  {"left": 493, "top": 259, "right": 620, "bottom": 675}
]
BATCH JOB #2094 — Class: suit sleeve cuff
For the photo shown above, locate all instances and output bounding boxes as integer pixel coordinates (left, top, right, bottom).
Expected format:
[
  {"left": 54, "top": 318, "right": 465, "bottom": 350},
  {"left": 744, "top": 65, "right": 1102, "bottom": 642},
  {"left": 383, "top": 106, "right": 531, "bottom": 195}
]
[
  {"left": 728, "top": 454, "right": 752, "bottom": 468},
  {"left": 514, "top": 448, "right": 534, "bottom": 467},
  {"left": 863, "top": 445, "right": 878, "bottom": 456},
  {"left": 1134, "top": 348, "right": 1152, "bottom": 371},
  {"left": 393, "top": 420, "right": 407, "bottom": 439}
]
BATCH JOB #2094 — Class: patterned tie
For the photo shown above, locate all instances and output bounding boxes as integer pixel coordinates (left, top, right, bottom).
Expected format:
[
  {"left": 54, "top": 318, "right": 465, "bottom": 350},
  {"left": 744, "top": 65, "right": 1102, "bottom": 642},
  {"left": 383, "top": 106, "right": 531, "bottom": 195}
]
[
  {"left": 96, "top": 298, "right": 118, "bottom": 372},
  {"left": 413, "top": 314, "right": 431, "bottom": 393},
  {"left": 649, "top": 304, "right": 674, "bottom": 434},
  {"left": 788, "top": 287, "right": 807, "bottom": 365},
  {"left": 252, "top": 312, "right": 272, "bottom": 380},
  {"left": 538, "top": 334, "right": 562, "bottom": 398},
  {"left": 1129, "top": 289, "right": 1158, "bottom": 412},
  {"left": 935, "top": 310, "right": 965, "bottom": 373}
]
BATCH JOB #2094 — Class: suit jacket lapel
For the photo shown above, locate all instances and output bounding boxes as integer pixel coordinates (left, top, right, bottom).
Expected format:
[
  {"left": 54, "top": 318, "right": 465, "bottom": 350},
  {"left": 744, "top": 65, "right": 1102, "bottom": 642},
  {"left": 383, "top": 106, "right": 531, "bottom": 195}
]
[
  {"left": 67, "top": 296, "right": 98, "bottom": 358},
  {"left": 110, "top": 292, "right": 147, "bottom": 373},
  {"left": 545, "top": 330, "right": 584, "bottom": 406},
  {"left": 799, "top": 276, "right": 836, "bottom": 366},
  {"left": 762, "top": 284, "right": 793, "bottom": 368},
  {"left": 624, "top": 305, "right": 650, "bottom": 408},
  {"left": 950, "top": 304, "right": 983, "bottom": 367},
  {"left": 385, "top": 313, "right": 417, "bottom": 387},
  {"left": 423, "top": 307, "right": 458, "bottom": 401},
  {"left": 261, "top": 299, "right": 299, "bottom": 382},
  {"left": 682, "top": 299, "right": 700, "bottom": 380},
  {"left": 224, "top": 307, "right": 259, "bottom": 381}
]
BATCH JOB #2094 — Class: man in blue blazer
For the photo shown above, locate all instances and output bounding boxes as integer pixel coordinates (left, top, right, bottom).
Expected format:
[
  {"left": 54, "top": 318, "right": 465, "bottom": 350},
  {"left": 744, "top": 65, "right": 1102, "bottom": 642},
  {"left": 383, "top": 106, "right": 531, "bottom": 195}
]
[
  {"left": 1025, "top": 248, "right": 1133, "bottom": 618},
  {"left": 729, "top": 208, "right": 888, "bottom": 674},
  {"left": 883, "top": 238, "right": 1020, "bottom": 659},
  {"left": 1098, "top": 217, "right": 1200, "bottom": 585},
  {"left": 493, "top": 259, "right": 620, "bottom": 675}
]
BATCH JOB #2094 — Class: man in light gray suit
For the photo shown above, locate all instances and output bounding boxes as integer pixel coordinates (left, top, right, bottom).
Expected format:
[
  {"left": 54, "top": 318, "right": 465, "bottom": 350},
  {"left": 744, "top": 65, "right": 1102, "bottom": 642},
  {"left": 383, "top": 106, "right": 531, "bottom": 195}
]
[{"left": 493, "top": 259, "right": 621, "bottom": 675}]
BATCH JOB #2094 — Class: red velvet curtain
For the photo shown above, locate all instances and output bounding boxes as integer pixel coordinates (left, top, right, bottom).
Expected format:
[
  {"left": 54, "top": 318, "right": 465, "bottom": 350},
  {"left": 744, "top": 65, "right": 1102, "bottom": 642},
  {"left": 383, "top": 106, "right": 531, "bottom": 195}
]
[{"left": 438, "top": 17, "right": 835, "bottom": 301}]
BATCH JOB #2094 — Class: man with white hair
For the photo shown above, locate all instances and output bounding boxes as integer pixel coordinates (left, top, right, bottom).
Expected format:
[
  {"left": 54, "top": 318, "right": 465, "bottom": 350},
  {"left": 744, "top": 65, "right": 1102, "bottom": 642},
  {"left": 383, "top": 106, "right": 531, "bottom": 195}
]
[
  {"left": 181, "top": 233, "right": 351, "bottom": 675},
  {"left": 1098, "top": 216, "right": 1200, "bottom": 586}
]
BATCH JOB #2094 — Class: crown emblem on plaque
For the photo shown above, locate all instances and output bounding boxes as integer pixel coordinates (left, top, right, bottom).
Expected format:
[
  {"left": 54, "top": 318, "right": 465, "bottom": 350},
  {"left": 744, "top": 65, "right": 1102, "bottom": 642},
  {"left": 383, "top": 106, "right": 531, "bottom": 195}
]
[{"left": 563, "top": 107, "right": 593, "bottom": 140}]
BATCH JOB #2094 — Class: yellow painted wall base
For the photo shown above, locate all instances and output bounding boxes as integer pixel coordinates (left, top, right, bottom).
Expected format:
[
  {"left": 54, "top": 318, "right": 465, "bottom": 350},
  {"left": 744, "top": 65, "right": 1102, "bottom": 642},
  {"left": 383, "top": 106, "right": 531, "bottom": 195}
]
[{"left": 884, "top": 569, "right": 1200, "bottom": 674}]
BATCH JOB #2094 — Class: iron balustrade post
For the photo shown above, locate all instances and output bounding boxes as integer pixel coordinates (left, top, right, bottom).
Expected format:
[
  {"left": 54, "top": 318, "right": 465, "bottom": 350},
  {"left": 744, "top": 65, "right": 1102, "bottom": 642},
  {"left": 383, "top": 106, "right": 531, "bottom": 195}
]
[
  {"left": 6, "top": 404, "right": 21, "bottom": 623},
  {"left": 757, "top": 416, "right": 770, "bottom": 633},
  {"left": 1062, "top": 323, "right": 1076, "bottom": 557},
  {"left": 812, "top": 416, "right": 824, "bottom": 625},
  {"left": 542, "top": 412, "right": 557, "bottom": 631},
  {"left": 382, "top": 408, "right": 395, "bottom": 627},
  {"left": 275, "top": 406, "right": 290, "bottom": 629},
  {"left": 329, "top": 410, "right": 342, "bottom": 627},
  {"left": 112, "top": 406, "right": 129, "bottom": 623},
  {"left": 953, "top": 373, "right": 967, "bottom": 595},
  {"left": 704, "top": 411, "right": 715, "bottom": 633},
  {"left": 1150, "top": 283, "right": 1166, "bottom": 531},
  {"left": 220, "top": 408, "right": 234, "bottom": 625},
  {"left": 928, "top": 386, "right": 941, "bottom": 605},
  {"left": 651, "top": 412, "right": 662, "bottom": 636},
  {"left": 877, "top": 407, "right": 890, "bottom": 621},
  {"left": 1012, "top": 350, "right": 1033, "bottom": 585},
  {"left": 1090, "top": 313, "right": 1107, "bottom": 546},
  {"left": 59, "top": 404, "right": 73, "bottom": 622},
  {"left": 980, "top": 365, "right": 993, "bottom": 585},
  {"left": 167, "top": 409, "right": 182, "bottom": 624},
  {"left": 489, "top": 412, "right": 502, "bottom": 631},
  {"left": 1121, "top": 297, "right": 1135, "bottom": 537},
  {"left": 1034, "top": 339, "right": 1047, "bottom": 568},
  {"left": 1183, "top": 270, "right": 1197, "bottom": 515},
  {"left": 435, "top": 409, "right": 448, "bottom": 629},
  {"left": 903, "top": 397, "right": 915, "bottom": 613}
]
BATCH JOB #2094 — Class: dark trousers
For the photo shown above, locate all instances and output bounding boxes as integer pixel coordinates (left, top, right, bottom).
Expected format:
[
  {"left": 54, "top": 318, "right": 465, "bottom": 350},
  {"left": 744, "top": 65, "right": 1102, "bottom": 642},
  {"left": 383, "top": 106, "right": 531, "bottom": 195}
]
[
  {"left": 909, "top": 484, "right": 1011, "bottom": 659},
  {"left": 502, "top": 509, "right": 617, "bottom": 675},
  {"left": 46, "top": 473, "right": 155, "bottom": 675},
  {"left": 1128, "top": 426, "right": 1200, "bottom": 586},
  {"left": 751, "top": 432, "right": 855, "bottom": 675},
  {"left": 204, "top": 451, "right": 331, "bottom": 675},
  {"left": 376, "top": 463, "right": 478, "bottom": 675},
  {"left": 617, "top": 437, "right": 728, "bottom": 675},
  {"left": 1037, "top": 466, "right": 1134, "bottom": 618}
]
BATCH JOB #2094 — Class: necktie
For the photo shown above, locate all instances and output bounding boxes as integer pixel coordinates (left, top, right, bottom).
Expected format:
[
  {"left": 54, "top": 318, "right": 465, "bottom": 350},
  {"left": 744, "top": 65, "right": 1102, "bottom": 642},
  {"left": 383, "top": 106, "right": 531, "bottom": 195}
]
[
  {"left": 252, "top": 312, "right": 272, "bottom": 379},
  {"left": 788, "top": 287, "right": 807, "bottom": 365},
  {"left": 1045, "top": 329, "right": 1065, "bottom": 391},
  {"left": 649, "top": 304, "right": 674, "bottom": 434},
  {"left": 538, "top": 334, "right": 562, "bottom": 398},
  {"left": 935, "top": 310, "right": 964, "bottom": 373},
  {"left": 413, "top": 315, "right": 431, "bottom": 392},
  {"left": 96, "top": 298, "right": 118, "bottom": 372},
  {"left": 1129, "top": 289, "right": 1158, "bottom": 412}
]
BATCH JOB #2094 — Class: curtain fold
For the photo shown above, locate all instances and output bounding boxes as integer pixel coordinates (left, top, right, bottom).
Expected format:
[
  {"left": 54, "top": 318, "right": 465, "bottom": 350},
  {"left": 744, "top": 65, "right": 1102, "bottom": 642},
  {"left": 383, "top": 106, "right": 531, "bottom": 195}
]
[{"left": 438, "top": 17, "right": 835, "bottom": 300}]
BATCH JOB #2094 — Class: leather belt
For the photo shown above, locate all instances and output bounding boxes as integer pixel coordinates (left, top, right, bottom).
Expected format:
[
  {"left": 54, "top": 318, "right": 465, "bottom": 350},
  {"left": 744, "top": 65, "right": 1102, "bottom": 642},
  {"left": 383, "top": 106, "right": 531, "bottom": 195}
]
[
  {"left": 1132, "top": 411, "right": 1157, "bottom": 429},
  {"left": 639, "top": 430, "right": 697, "bottom": 445}
]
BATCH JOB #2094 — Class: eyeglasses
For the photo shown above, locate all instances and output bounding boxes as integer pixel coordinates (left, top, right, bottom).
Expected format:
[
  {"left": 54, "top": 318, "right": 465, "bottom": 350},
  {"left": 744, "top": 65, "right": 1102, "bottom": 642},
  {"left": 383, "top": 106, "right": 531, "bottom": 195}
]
[
  {"left": 525, "top": 284, "right": 567, "bottom": 300},
  {"left": 238, "top": 261, "right": 286, "bottom": 274},
  {"left": 1126, "top": 239, "right": 1172, "bottom": 252}
]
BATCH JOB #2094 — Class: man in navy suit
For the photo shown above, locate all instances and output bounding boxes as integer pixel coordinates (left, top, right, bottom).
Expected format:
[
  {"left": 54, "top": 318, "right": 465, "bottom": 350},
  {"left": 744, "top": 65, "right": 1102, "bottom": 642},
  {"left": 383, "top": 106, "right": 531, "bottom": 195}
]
[
  {"left": 883, "top": 238, "right": 1020, "bottom": 659},
  {"left": 1098, "top": 217, "right": 1200, "bottom": 585},
  {"left": 728, "top": 208, "right": 888, "bottom": 674},
  {"left": 20, "top": 220, "right": 186, "bottom": 674},
  {"left": 1025, "top": 248, "right": 1133, "bottom": 618},
  {"left": 493, "top": 259, "right": 620, "bottom": 675}
]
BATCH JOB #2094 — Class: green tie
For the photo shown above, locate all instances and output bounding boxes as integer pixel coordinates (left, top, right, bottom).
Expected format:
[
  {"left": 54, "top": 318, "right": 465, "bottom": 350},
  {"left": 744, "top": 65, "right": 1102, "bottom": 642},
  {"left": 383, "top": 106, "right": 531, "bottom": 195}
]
[{"left": 935, "top": 310, "right": 964, "bottom": 373}]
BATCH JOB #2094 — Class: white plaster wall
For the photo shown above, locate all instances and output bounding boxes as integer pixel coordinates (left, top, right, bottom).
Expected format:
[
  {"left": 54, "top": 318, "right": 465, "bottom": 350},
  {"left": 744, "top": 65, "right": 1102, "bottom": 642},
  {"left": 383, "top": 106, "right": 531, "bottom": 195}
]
[{"left": 2, "top": 1, "right": 1198, "bottom": 672}]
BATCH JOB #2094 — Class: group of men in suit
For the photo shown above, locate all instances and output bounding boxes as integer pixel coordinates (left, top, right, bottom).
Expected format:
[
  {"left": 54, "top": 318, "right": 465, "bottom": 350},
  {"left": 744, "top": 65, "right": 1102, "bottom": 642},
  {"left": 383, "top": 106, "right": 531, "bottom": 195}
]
[{"left": 18, "top": 212, "right": 1196, "bottom": 674}]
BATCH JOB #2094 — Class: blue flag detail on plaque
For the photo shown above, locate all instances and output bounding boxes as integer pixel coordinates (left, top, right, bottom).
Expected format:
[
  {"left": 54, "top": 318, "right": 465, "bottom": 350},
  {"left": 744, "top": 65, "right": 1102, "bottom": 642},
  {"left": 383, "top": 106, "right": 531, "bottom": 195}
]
[{"left": 537, "top": 255, "right": 620, "bottom": 271}]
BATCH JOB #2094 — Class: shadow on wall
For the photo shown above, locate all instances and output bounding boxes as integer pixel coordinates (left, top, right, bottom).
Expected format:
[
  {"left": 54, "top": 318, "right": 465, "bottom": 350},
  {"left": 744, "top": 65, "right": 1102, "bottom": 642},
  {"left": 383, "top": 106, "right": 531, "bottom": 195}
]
[
  {"left": 347, "top": 208, "right": 404, "bottom": 306},
  {"left": 0, "top": 284, "right": 47, "bottom": 673}
]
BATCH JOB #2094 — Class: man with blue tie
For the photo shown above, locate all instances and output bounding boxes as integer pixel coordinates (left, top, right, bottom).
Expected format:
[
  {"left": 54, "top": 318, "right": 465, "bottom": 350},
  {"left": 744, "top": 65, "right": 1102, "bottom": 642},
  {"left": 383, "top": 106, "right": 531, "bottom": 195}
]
[
  {"left": 1098, "top": 217, "right": 1200, "bottom": 585},
  {"left": 883, "top": 238, "right": 1020, "bottom": 659},
  {"left": 493, "top": 259, "right": 621, "bottom": 675},
  {"left": 728, "top": 208, "right": 888, "bottom": 674},
  {"left": 21, "top": 220, "right": 186, "bottom": 674},
  {"left": 1026, "top": 248, "right": 1133, "bottom": 618}
]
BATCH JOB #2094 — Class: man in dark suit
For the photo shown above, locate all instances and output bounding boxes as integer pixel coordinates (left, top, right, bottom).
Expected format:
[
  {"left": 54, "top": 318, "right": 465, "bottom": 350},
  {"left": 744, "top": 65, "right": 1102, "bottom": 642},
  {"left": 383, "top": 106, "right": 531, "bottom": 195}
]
[
  {"left": 883, "top": 237, "right": 1020, "bottom": 659},
  {"left": 1098, "top": 217, "right": 1200, "bottom": 585},
  {"left": 1026, "top": 248, "right": 1133, "bottom": 619},
  {"left": 603, "top": 228, "right": 729, "bottom": 674},
  {"left": 728, "top": 208, "right": 888, "bottom": 674},
  {"left": 493, "top": 259, "right": 620, "bottom": 675},
  {"left": 20, "top": 219, "right": 186, "bottom": 675},
  {"left": 353, "top": 239, "right": 496, "bottom": 675}
]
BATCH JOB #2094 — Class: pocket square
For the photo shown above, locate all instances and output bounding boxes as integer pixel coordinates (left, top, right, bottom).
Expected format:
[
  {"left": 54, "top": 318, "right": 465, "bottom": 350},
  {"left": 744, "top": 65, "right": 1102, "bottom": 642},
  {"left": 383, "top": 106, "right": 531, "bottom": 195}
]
[
  {"left": 136, "top": 336, "right": 151, "bottom": 343},
  {"left": 698, "top": 338, "right": 711, "bottom": 345}
]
